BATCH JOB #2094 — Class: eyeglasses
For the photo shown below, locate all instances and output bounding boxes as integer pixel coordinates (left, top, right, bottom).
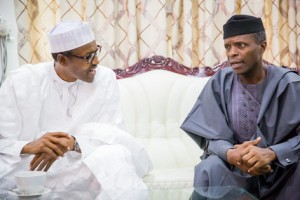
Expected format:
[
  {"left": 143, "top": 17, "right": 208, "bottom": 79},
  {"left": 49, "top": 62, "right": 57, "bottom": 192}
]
[{"left": 65, "top": 45, "right": 102, "bottom": 64}]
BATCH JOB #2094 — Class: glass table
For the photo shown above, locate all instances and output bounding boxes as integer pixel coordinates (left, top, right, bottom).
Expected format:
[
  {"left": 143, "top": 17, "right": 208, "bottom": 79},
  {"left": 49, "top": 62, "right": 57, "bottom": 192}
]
[
  {"left": 150, "top": 186, "right": 258, "bottom": 200},
  {"left": 0, "top": 190, "right": 99, "bottom": 200},
  {"left": 0, "top": 186, "right": 258, "bottom": 200},
  {"left": 191, "top": 186, "right": 258, "bottom": 200}
]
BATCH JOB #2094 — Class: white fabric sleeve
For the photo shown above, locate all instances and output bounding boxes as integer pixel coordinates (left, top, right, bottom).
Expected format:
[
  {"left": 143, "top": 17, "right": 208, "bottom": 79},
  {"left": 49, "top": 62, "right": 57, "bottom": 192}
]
[
  {"left": 74, "top": 123, "right": 153, "bottom": 177},
  {"left": 95, "top": 70, "right": 125, "bottom": 129},
  {"left": 0, "top": 78, "right": 31, "bottom": 164}
]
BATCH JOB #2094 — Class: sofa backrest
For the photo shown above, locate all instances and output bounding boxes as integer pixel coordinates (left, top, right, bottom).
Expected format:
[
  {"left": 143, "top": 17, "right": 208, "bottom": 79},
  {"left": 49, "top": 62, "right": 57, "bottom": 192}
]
[
  {"left": 114, "top": 55, "right": 220, "bottom": 169},
  {"left": 117, "top": 70, "right": 210, "bottom": 138}
]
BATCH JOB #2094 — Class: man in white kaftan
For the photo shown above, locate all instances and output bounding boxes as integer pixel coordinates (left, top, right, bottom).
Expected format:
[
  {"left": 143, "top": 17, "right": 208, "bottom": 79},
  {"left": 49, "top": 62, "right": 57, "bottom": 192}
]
[{"left": 0, "top": 21, "right": 152, "bottom": 200}]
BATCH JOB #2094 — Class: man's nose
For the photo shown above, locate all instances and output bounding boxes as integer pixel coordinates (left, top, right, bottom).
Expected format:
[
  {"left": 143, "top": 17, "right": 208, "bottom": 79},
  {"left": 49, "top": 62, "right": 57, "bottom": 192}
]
[
  {"left": 92, "top": 55, "right": 100, "bottom": 65},
  {"left": 227, "top": 46, "right": 238, "bottom": 58}
]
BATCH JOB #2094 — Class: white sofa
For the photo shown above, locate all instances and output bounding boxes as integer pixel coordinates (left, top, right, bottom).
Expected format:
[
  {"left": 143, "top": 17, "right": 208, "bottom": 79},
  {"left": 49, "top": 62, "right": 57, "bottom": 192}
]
[{"left": 114, "top": 56, "right": 220, "bottom": 191}]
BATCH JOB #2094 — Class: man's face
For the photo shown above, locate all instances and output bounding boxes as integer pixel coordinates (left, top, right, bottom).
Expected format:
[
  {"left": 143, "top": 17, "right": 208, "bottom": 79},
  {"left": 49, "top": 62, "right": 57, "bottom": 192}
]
[
  {"left": 62, "top": 41, "right": 100, "bottom": 83},
  {"left": 224, "top": 34, "right": 266, "bottom": 75}
]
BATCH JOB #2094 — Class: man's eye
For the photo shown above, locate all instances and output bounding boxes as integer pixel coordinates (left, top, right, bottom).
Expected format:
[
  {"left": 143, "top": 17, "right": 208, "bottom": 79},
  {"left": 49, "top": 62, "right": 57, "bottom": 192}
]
[
  {"left": 86, "top": 54, "right": 92, "bottom": 60},
  {"left": 238, "top": 43, "right": 246, "bottom": 47}
]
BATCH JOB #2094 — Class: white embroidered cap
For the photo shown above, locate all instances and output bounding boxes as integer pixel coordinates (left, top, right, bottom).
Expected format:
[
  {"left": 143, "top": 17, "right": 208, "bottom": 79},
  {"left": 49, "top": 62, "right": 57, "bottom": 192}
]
[{"left": 48, "top": 21, "right": 95, "bottom": 53}]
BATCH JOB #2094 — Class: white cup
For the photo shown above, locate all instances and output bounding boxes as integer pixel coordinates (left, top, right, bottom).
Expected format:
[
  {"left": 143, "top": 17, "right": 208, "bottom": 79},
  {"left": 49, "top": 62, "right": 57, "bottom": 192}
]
[{"left": 15, "top": 171, "right": 46, "bottom": 194}]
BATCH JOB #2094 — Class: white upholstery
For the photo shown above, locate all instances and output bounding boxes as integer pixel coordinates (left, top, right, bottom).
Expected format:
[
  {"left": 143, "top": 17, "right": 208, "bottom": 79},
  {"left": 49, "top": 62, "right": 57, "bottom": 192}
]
[{"left": 117, "top": 69, "right": 210, "bottom": 190}]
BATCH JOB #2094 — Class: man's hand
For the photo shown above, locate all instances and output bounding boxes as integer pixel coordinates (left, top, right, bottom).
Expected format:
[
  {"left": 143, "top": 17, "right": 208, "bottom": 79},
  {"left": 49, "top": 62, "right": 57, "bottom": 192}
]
[
  {"left": 227, "top": 148, "right": 250, "bottom": 173},
  {"left": 246, "top": 163, "right": 272, "bottom": 176},
  {"left": 239, "top": 145, "right": 276, "bottom": 175},
  {"left": 30, "top": 153, "right": 56, "bottom": 171},
  {"left": 227, "top": 137, "right": 275, "bottom": 176},
  {"left": 21, "top": 132, "right": 72, "bottom": 159},
  {"left": 28, "top": 133, "right": 75, "bottom": 171},
  {"left": 227, "top": 137, "right": 261, "bottom": 166}
]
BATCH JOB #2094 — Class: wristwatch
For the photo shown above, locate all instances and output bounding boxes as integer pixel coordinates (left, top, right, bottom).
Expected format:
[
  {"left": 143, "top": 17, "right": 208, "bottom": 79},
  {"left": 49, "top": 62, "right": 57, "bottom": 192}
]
[{"left": 72, "top": 136, "right": 81, "bottom": 152}]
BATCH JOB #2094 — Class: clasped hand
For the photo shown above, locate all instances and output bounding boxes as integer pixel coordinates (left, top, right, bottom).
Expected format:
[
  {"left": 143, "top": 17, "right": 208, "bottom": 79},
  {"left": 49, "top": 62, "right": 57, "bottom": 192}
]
[
  {"left": 21, "top": 132, "right": 74, "bottom": 172},
  {"left": 227, "top": 137, "right": 276, "bottom": 176}
]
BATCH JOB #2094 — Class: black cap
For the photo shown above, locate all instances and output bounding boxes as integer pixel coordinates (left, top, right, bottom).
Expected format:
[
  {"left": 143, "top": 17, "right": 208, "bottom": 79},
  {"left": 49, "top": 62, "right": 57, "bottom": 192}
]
[{"left": 223, "top": 14, "right": 265, "bottom": 39}]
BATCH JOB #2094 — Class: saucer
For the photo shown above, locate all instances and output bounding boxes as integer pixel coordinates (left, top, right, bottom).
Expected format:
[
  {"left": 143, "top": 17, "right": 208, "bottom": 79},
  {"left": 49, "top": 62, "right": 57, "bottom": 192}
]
[{"left": 9, "top": 188, "right": 51, "bottom": 197}]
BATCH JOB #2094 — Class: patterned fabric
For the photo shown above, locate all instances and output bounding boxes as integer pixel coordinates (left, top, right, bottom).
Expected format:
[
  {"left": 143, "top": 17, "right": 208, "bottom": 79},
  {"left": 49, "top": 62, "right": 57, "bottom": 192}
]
[
  {"left": 231, "top": 74, "right": 267, "bottom": 143},
  {"left": 14, "top": 0, "right": 300, "bottom": 72}
]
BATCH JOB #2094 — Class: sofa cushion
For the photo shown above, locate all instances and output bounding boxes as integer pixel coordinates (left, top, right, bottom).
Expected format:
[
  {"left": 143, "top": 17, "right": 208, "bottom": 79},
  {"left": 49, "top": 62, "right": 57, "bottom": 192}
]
[
  {"left": 117, "top": 70, "right": 210, "bottom": 185},
  {"left": 114, "top": 55, "right": 216, "bottom": 191}
]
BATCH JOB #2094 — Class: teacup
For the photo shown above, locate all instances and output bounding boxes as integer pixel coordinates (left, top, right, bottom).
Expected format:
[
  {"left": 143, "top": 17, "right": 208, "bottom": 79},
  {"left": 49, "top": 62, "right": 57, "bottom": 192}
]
[{"left": 15, "top": 171, "right": 46, "bottom": 194}]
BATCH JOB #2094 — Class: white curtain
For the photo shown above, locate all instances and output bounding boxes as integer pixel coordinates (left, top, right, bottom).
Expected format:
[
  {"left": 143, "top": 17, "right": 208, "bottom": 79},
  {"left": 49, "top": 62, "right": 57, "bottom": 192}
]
[
  {"left": 0, "top": 37, "right": 7, "bottom": 85},
  {"left": 0, "top": 17, "right": 9, "bottom": 86},
  {"left": 14, "top": 0, "right": 300, "bottom": 71}
]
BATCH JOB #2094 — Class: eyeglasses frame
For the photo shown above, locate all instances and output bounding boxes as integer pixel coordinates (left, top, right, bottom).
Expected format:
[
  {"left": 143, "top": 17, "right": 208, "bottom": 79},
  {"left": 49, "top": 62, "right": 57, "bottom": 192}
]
[{"left": 63, "top": 45, "right": 102, "bottom": 64}]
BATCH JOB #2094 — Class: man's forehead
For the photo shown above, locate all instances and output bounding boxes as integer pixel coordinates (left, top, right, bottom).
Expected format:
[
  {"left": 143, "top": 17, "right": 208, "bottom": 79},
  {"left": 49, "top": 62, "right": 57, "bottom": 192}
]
[
  {"left": 72, "top": 40, "right": 97, "bottom": 54},
  {"left": 224, "top": 33, "right": 255, "bottom": 43}
]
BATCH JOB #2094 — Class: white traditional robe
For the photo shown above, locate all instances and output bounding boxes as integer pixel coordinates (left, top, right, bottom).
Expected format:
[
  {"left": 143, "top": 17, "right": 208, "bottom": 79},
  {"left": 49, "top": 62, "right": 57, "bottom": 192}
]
[{"left": 0, "top": 62, "right": 152, "bottom": 199}]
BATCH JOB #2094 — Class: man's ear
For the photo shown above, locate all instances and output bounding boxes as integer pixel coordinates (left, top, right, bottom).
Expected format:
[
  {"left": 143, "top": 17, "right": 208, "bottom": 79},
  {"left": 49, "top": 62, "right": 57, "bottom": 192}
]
[
  {"left": 57, "top": 54, "right": 69, "bottom": 66},
  {"left": 260, "top": 41, "right": 267, "bottom": 54}
]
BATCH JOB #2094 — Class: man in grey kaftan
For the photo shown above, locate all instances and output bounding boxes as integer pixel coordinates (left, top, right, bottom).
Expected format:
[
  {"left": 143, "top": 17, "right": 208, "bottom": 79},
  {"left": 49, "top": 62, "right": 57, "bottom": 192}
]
[{"left": 181, "top": 15, "right": 300, "bottom": 200}]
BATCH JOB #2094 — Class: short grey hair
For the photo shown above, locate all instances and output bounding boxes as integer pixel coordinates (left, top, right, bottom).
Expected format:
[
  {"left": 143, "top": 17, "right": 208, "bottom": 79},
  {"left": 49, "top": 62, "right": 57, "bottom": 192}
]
[{"left": 252, "top": 31, "right": 266, "bottom": 43}]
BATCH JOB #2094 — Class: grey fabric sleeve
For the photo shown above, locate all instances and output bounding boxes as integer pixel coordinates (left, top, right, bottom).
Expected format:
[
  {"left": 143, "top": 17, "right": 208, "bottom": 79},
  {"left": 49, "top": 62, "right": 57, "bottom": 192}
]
[
  {"left": 269, "top": 135, "right": 300, "bottom": 166},
  {"left": 208, "top": 139, "right": 234, "bottom": 162}
]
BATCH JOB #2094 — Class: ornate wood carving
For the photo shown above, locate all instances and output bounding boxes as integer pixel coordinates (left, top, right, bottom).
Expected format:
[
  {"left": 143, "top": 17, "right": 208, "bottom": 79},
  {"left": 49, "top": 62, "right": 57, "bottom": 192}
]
[
  {"left": 113, "top": 56, "right": 299, "bottom": 79},
  {"left": 113, "top": 55, "right": 226, "bottom": 79}
]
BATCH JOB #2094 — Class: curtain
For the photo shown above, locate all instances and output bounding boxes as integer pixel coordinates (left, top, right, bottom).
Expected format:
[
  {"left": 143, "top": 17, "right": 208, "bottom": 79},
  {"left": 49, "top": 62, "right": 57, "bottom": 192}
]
[
  {"left": 0, "top": 17, "right": 9, "bottom": 86},
  {"left": 14, "top": 0, "right": 300, "bottom": 71},
  {"left": 0, "top": 36, "right": 7, "bottom": 86}
]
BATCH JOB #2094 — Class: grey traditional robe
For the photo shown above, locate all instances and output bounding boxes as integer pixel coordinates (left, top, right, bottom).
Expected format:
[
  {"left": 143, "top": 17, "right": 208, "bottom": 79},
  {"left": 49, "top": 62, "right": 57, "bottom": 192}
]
[{"left": 181, "top": 64, "right": 300, "bottom": 200}]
